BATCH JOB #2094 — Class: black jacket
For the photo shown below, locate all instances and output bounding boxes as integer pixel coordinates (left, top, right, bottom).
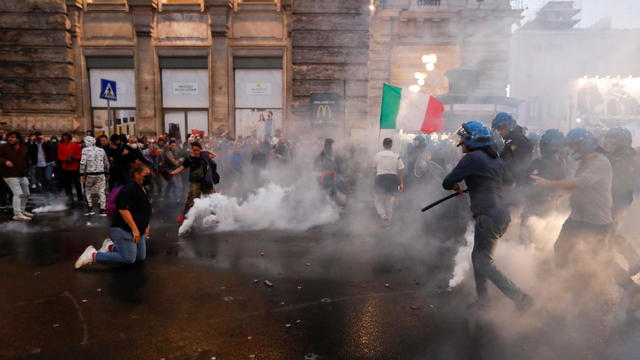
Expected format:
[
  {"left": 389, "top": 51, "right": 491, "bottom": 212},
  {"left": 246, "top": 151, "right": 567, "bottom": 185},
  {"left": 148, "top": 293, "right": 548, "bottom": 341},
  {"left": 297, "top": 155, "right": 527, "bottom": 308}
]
[
  {"left": 500, "top": 126, "right": 533, "bottom": 186},
  {"left": 29, "top": 141, "right": 56, "bottom": 165}
]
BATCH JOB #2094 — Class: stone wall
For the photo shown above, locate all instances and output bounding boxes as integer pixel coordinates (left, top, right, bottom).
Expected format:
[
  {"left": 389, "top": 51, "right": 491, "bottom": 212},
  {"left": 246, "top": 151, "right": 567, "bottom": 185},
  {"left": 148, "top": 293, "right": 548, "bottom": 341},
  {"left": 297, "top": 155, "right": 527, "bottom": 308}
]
[
  {"left": 290, "top": 0, "right": 370, "bottom": 135},
  {"left": 0, "top": 0, "right": 77, "bottom": 133}
]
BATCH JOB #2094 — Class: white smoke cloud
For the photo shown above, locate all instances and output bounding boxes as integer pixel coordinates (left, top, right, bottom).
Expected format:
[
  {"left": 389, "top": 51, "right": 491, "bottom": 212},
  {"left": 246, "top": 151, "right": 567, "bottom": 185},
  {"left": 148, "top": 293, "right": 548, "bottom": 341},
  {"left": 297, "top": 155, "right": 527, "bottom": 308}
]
[{"left": 178, "top": 183, "right": 339, "bottom": 235}]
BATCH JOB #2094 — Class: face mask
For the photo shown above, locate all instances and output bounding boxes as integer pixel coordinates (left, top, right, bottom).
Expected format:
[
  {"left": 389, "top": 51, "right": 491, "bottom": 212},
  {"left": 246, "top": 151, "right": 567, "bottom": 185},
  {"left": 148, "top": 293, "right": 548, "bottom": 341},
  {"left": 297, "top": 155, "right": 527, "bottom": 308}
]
[
  {"left": 129, "top": 143, "right": 138, "bottom": 149},
  {"left": 142, "top": 175, "right": 152, "bottom": 186},
  {"left": 51, "top": 139, "right": 58, "bottom": 144}
]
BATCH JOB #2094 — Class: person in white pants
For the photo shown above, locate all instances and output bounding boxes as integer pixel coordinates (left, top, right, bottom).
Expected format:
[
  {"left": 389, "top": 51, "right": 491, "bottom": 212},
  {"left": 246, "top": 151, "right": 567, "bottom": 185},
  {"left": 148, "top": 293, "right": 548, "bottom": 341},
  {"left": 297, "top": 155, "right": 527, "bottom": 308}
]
[
  {"left": 0, "top": 131, "right": 33, "bottom": 221},
  {"left": 373, "top": 138, "right": 404, "bottom": 227}
]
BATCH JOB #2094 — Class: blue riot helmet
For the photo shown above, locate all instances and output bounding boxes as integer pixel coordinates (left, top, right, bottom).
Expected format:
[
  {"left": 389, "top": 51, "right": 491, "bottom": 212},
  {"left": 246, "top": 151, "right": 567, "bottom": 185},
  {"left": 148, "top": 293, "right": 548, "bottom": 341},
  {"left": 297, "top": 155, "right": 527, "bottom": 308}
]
[
  {"left": 605, "top": 127, "right": 633, "bottom": 149},
  {"left": 491, "top": 112, "right": 517, "bottom": 132},
  {"left": 539, "top": 129, "right": 565, "bottom": 157},
  {"left": 456, "top": 121, "right": 495, "bottom": 150},
  {"left": 526, "top": 130, "right": 542, "bottom": 145},
  {"left": 566, "top": 128, "right": 599, "bottom": 155}
]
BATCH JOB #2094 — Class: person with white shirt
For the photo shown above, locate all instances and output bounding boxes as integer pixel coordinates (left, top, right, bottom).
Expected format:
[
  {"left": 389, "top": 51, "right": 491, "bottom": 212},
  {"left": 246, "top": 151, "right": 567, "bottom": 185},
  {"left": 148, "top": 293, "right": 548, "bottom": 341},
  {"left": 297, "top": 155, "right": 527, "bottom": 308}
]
[{"left": 374, "top": 138, "right": 404, "bottom": 227}]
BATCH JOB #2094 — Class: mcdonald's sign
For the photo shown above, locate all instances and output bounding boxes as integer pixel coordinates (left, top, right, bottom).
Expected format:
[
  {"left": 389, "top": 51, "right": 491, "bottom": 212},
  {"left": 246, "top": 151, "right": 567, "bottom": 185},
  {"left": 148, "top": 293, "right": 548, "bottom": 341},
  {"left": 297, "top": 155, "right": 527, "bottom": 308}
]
[
  {"left": 317, "top": 105, "right": 333, "bottom": 120},
  {"left": 310, "top": 93, "right": 342, "bottom": 126}
]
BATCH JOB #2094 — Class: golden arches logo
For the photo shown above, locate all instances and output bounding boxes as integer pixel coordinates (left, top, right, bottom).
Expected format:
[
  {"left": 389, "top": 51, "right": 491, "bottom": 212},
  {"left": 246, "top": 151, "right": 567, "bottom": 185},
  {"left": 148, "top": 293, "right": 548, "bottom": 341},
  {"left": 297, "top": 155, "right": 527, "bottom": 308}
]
[{"left": 316, "top": 105, "right": 332, "bottom": 120}]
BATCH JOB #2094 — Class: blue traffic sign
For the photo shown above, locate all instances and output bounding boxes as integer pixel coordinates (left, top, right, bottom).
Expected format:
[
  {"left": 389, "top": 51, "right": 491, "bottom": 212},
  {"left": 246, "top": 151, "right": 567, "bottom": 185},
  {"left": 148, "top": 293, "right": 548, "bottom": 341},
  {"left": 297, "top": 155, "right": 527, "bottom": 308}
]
[{"left": 100, "top": 79, "right": 117, "bottom": 101}]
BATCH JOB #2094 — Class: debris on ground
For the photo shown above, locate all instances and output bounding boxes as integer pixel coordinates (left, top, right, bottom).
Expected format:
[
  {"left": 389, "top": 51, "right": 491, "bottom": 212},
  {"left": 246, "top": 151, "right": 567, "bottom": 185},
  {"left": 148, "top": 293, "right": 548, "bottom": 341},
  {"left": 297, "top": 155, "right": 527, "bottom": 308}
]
[
  {"left": 264, "top": 280, "right": 274, "bottom": 287},
  {"left": 321, "top": 298, "right": 331, "bottom": 303},
  {"left": 384, "top": 283, "right": 390, "bottom": 288}
]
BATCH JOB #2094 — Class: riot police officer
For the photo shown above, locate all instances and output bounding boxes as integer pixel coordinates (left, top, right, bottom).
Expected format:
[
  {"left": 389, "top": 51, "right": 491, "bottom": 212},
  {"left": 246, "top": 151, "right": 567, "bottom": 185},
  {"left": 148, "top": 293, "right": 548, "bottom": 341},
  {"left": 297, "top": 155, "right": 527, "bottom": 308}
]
[
  {"left": 603, "top": 127, "right": 640, "bottom": 276},
  {"left": 492, "top": 112, "right": 534, "bottom": 187},
  {"left": 443, "top": 121, "right": 533, "bottom": 311}
]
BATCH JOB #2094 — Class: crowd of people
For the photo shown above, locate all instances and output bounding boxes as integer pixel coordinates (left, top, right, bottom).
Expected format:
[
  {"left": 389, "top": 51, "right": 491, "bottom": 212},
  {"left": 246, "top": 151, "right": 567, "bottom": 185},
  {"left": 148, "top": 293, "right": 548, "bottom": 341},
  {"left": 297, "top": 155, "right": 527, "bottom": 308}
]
[
  {"left": 2, "top": 112, "right": 640, "bottom": 314},
  {"left": 0, "top": 128, "right": 295, "bottom": 221}
]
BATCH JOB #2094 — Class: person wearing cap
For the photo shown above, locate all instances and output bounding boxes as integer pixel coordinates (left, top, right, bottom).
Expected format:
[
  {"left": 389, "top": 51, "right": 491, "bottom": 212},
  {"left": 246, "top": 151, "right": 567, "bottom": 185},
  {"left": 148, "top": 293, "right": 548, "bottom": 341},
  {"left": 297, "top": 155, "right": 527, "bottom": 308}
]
[
  {"left": 443, "top": 121, "right": 533, "bottom": 311},
  {"left": 374, "top": 138, "right": 404, "bottom": 228},
  {"left": 492, "top": 112, "right": 533, "bottom": 188}
]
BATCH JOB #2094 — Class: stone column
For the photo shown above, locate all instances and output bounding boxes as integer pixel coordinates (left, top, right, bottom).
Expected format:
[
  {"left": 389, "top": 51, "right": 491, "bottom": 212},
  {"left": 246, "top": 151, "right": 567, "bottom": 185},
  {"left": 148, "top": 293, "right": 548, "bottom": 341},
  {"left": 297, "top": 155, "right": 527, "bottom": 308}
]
[
  {"left": 209, "top": 6, "right": 230, "bottom": 134},
  {"left": 367, "top": 16, "right": 393, "bottom": 127},
  {"left": 132, "top": 4, "right": 157, "bottom": 136}
]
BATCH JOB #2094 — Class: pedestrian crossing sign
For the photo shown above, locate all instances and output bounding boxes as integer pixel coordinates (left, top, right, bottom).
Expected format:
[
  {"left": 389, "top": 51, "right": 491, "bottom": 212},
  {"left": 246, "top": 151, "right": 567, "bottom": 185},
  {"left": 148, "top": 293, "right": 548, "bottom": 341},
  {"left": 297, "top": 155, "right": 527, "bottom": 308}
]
[{"left": 100, "top": 79, "right": 117, "bottom": 101}]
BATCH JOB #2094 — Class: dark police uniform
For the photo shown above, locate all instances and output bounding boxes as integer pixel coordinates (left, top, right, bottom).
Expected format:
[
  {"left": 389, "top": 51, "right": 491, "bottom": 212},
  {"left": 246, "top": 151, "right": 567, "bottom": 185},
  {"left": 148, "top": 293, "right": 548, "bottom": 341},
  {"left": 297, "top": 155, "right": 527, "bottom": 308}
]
[{"left": 443, "top": 149, "right": 528, "bottom": 304}]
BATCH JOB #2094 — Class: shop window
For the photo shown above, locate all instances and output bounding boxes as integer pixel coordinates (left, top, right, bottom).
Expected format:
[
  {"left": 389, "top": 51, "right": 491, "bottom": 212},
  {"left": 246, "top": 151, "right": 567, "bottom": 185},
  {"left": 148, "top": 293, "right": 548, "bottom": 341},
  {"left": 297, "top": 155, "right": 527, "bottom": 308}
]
[
  {"left": 88, "top": 67, "right": 136, "bottom": 137},
  {"left": 84, "top": 0, "right": 128, "bottom": 11},
  {"left": 231, "top": 0, "right": 281, "bottom": 11},
  {"left": 416, "top": 0, "right": 441, "bottom": 6},
  {"left": 158, "top": 0, "right": 204, "bottom": 11}
]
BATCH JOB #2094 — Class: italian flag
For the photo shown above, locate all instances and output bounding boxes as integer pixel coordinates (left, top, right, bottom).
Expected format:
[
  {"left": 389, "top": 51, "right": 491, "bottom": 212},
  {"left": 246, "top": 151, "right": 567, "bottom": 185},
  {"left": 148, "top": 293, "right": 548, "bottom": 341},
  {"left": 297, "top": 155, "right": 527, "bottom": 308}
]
[{"left": 379, "top": 83, "right": 445, "bottom": 133}]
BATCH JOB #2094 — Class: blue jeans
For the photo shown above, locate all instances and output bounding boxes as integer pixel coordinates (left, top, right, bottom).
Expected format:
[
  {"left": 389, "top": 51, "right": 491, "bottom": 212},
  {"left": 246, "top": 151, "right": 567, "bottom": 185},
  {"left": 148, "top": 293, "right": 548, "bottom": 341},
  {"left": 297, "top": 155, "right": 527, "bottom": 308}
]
[
  {"left": 95, "top": 227, "right": 147, "bottom": 264},
  {"left": 163, "top": 175, "right": 178, "bottom": 201},
  {"left": 36, "top": 164, "right": 54, "bottom": 194}
]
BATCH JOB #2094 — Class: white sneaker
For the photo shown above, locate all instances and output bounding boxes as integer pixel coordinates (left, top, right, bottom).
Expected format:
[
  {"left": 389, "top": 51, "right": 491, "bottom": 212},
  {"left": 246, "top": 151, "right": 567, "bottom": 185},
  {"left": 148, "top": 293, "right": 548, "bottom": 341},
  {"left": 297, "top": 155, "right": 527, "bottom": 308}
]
[
  {"left": 22, "top": 211, "right": 34, "bottom": 217},
  {"left": 84, "top": 210, "right": 95, "bottom": 216},
  {"left": 74, "top": 246, "right": 97, "bottom": 269},
  {"left": 13, "top": 214, "right": 32, "bottom": 221},
  {"left": 98, "top": 238, "right": 114, "bottom": 253}
]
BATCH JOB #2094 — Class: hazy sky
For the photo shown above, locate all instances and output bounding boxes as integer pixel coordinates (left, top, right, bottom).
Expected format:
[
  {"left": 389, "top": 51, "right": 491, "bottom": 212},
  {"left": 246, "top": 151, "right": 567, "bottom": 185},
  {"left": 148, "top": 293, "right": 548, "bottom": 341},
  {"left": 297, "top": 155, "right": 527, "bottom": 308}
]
[{"left": 521, "top": 0, "right": 640, "bottom": 29}]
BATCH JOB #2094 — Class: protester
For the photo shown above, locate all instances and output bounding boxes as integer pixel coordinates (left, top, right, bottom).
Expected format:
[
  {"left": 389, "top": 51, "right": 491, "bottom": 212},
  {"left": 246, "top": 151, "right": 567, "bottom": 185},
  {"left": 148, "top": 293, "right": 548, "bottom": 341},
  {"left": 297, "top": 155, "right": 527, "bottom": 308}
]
[
  {"left": 80, "top": 136, "right": 110, "bottom": 216},
  {"left": 443, "top": 121, "right": 533, "bottom": 311},
  {"left": 57, "top": 133, "right": 83, "bottom": 204},
  {"left": 315, "top": 138, "right": 338, "bottom": 198},
  {"left": 162, "top": 139, "right": 182, "bottom": 203},
  {"left": 74, "top": 164, "right": 152, "bottom": 269},
  {"left": 373, "top": 138, "right": 404, "bottom": 228},
  {"left": 170, "top": 142, "right": 219, "bottom": 223},
  {"left": 271, "top": 135, "right": 291, "bottom": 163},
  {"left": 0, "top": 131, "right": 33, "bottom": 221},
  {"left": 29, "top": 131, "right": 56, "bottom": 195}
]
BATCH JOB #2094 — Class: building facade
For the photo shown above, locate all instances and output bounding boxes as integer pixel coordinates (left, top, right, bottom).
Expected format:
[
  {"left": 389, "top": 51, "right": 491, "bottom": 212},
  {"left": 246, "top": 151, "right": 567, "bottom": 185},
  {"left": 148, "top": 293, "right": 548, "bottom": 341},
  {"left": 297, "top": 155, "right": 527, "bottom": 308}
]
[
  {"left": 511, "top": 1, "right": 640, "bottom": 132},
  {"left": 0, "top": 0, "right": 521, "bottom": 139}
]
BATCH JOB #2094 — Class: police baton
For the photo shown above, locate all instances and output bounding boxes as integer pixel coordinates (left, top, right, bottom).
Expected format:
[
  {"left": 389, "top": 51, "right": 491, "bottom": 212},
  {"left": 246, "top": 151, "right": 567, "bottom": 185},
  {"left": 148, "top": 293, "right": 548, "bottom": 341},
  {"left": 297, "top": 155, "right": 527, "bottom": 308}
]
[{"left": 421, "top": 189, "right": 468, "bottom": 212}]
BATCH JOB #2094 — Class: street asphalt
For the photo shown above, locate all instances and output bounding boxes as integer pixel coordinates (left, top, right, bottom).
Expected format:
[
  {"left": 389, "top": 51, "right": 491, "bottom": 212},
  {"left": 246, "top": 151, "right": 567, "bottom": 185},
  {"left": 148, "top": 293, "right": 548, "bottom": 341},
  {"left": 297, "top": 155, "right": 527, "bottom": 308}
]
[{"left": 1, "top": 198, "right": 640, "bottom": 360}]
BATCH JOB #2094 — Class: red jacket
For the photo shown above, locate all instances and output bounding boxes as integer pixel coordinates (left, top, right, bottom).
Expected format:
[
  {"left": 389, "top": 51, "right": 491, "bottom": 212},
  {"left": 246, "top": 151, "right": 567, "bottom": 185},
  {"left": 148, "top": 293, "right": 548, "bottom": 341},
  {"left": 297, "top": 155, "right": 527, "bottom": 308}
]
[{"left": 57, "top": 141, "right": 82, "bottom": 171}]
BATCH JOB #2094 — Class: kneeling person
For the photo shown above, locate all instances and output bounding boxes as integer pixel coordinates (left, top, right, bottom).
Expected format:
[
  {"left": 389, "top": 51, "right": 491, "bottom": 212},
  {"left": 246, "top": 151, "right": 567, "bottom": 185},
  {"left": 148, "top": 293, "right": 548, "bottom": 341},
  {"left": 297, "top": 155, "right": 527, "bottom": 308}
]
[{"left": 75, "top": 164, "right": 152, "bottom": 269}]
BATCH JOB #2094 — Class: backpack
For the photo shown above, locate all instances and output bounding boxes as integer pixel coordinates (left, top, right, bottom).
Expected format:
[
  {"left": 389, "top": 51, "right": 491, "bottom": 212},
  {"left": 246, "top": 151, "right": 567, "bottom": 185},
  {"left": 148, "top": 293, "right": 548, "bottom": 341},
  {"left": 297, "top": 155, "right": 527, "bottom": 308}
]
[{"left": 105, "top": 185, "right": 124, "bottom": 217}]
